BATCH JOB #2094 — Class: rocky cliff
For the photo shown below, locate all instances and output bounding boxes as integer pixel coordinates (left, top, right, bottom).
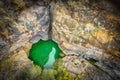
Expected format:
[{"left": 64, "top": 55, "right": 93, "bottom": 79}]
[{"left": 0, "top": 0, "right": 120, "bottom": 80}]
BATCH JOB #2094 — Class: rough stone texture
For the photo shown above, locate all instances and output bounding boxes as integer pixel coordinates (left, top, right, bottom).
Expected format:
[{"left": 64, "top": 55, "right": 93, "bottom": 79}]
[
  {"left": 52, "top": 0, "right": 120, "bottom": 80},
  {"left": 0, "top": 0, "right": 120, "bottom": 80},
  {"left": 0, "top": 0, "right": 51, "bottom": 80},
  {"left": 62, "top": 55, "right": 112, "bottom": 80},
  {"left": 0, "top": 48, "right": 32, "bottom": 80}
]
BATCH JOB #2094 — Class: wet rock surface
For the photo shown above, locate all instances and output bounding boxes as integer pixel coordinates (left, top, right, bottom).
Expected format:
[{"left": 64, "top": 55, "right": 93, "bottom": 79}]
[{"left": 0, "top": 0, "right": 120, "bottom": 80}]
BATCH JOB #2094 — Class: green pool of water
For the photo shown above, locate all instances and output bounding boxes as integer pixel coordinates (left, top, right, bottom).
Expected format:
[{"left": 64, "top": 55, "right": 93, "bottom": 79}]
[{"left": 28, "top": 39, "right": 61, "bottom": 68}]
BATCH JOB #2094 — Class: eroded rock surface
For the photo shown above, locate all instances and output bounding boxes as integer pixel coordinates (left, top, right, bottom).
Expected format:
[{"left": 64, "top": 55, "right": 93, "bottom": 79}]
[
  {"left": 52, "top": 0, "right": 120, "bottom": 80},
  {"left": 0, "top": 0, "right": 51, "bottom": 80},
  {"left": 0, "top": 0, "right": 120, "bottom": 80}
]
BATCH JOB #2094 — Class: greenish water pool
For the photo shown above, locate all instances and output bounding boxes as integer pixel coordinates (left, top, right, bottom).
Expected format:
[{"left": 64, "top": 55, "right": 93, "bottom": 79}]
[{"left": 28, "top": 39, "right": 61, "bottom": 68}]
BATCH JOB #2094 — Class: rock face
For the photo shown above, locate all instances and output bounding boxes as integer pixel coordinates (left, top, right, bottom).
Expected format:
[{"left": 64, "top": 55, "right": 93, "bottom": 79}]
[
  {"left": 0, "top": 49, "right": 32, "bottom": 80},
  {"left": 52, "top": 0, "right": 120, "bottom": 80},
  {"left": 0, "top": 0, "right": 120, "bottom": 80},
  {"left": 0, "top": 0, "right": 51, "bottom": 80}
]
